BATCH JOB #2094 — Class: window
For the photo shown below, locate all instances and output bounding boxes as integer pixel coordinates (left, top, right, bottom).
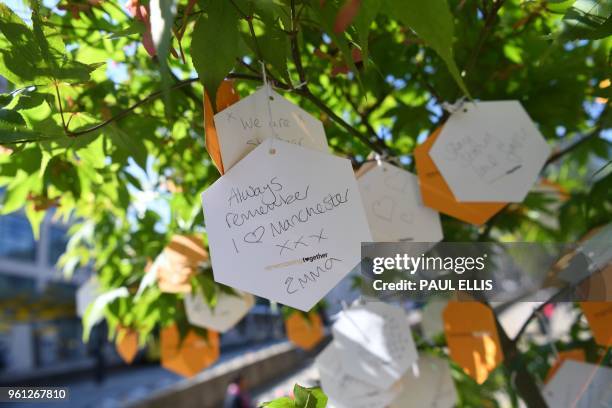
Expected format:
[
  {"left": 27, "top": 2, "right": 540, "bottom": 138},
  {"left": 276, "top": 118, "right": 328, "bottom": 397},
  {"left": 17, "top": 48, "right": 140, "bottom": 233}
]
[
  {"left": 0, "top": 214, "right": 36, "bottom": 262},
  {"left": 48, "top": 225, "right": 69, "bottom": 266}
]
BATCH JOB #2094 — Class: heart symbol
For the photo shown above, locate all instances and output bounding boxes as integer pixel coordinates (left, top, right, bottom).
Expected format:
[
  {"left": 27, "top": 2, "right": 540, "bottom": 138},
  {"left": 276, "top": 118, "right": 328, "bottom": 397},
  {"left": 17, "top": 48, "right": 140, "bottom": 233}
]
[
  {"left": 372, "top": 197, "right": 394, "bottom": 222},
  {"left": 243, "top": 226, "right": 265, "bottom": 244},
  {"left": 384, "top": 170, "right": 410, "bottom": 193},
  {"left": 400, "top": 211, "right": 414, "bottom": 225}
]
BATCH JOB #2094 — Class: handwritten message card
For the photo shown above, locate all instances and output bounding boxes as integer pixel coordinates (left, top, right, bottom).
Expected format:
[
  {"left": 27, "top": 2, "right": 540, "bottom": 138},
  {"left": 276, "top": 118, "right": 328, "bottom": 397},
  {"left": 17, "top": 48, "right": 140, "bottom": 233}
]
[
  {"left": 184, "top": 291, "right": 254, "bottom": 333},
  {"left": 414, "top": 127, "right": 505, "bottom": 225},
  {"left": 76, "top": 277, "right": 101, "bottom": 318},
  {"left": 390, "top": 355, "right": 457, "bottom": 408},
  {"left": 544, "top": 360, "right": 612, "bottom": 408},
  {"left": 201, "top": 140, "right": 372, "bottom": 311},
  {"left": 316, "top": 342, "right": 401, "bottom": 408},
  {"left": 332, "top": 302, "right": 418, "bottom": 389},
  {"left": 358, "top": 161, "right": 443, "bottom": 242},
  {"left": 429, "top": 101, "right": 550, "bottom": 202},
  {"left": 213, "top": 85, "right": 329, "bottom": 171}
]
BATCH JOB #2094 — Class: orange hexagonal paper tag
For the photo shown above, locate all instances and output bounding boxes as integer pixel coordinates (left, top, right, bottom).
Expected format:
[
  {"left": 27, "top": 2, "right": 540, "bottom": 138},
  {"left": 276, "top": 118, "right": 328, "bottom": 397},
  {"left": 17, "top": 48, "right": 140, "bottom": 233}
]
[
  {"left": 285, "top": 312, "right": 324, "bottom": 351},
  {"left": 116, "top": 327, "right": 139, "bottom": 365},
  {"left": 580, "top": 302, "right": 612, "bottom": 347},
  {"left": 443, "top": 301, "right": 504, "bottom": 384},
  {"left": 160, "top": 324, "right": 220, "bottom": 378},
  {"left": 414, "top": 127, "right": 505, "bottom": 225}
]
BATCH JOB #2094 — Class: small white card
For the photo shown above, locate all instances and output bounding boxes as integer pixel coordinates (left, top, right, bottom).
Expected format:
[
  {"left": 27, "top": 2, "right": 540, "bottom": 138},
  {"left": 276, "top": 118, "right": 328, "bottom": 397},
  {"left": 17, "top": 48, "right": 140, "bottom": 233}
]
[
  {"left": 429, "top": 101, "right": 550, "bottom": 202},
  {"left": 420, "top": 301, "right": 447, "bottom": 339},
  {"left": 184, "top": 291, "right": 255, "bottom": 333},
  {"left": 544, "top": 360, "right": 612, "bottom": 408},
  {"left": 76, "top": 277, "right": 101, "bottom": 318},
  {"left": 316, "top": 342, "right": 401, "bottom": 408},
  {"left": 357, "top": 162, "right": 443, "bottom": 242},
  {"left": 213, "top": 85, "right": 329, "bottom": 171},
  {"left": 332, "top": 302, "right": 418, "bottom": 389},
  {"left": 390, "top": 355, "right": 457, "bottom": 408},
  {"left": 201, "top": 140, "right": 372, "bottom": 311}
]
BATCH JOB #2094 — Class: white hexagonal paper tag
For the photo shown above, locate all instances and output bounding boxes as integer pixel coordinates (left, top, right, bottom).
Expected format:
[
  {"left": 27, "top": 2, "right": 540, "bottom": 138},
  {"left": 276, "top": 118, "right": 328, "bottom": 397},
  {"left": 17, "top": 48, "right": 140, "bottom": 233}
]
[
  {"left": 332, "top": 302, "right": 418, "bottom": 389},
  {"left": 390, "top": 355, "right": 457, "bottom": 408},
  {"left": 315, "top": 342, "right": 401, "bottom": 408},
  {"left": 429, "top": 101, "right": 550, "bottom": 202},
  {"left": 214, "top": 85, "right": 329, "bottom": 171},
  {"left": 544, "top": 360, "right": 612, "bottom": 408},
  {"left": 76, "top": 277, "right": 101, "bottom": 317},
  {"left": 357, "top": 161, "right": 443, "bottom": 242},
  {"left": 184, "top": 291, "right": 254, "bottom": 333},
  {"left": 201, "top": 140, "right": 372, "bottom": 311}
]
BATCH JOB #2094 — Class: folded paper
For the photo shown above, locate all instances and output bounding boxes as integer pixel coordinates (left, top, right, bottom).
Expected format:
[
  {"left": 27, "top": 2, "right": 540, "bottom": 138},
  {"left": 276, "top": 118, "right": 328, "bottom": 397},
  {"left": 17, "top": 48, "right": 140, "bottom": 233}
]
[
  {"left": 429, "top": 101, "right": 551, "bottom": 202},
  {"left": 214, "top": 85, "right": 329, "bottom": 171},
  {"left": 185, "top": 291, "right": 254, "bottom": 333},
  {"left": 160, "top": 324, "right": 219, "bottom": 378},
  {"left": 390, "top": 355, "right": 457, "bottom": 408},
  {"left": 285, "top": 311, "right": 324, "bottom": 351},
  {"left": 357, "top": 161, "right": 443, "bottom": 242},
  {"left": 332, "top": 302, "right": 418, "bottom": 389},
  {"left": 316, "top": 342, "right": 401, "bottom": 408},
  {"left": 414, "top": 127, "right": 505, "bottom": 225},
  {"left": 201, "top": 140, "right": 372, "bottom": 311},
  {"left": 443, "top": 301, "right": 504, "bottom": 384}
]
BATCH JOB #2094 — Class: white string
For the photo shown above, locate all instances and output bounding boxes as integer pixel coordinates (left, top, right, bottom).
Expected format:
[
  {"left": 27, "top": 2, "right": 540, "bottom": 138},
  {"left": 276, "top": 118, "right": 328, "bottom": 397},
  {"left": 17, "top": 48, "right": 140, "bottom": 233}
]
[
  {"left": 260, "top": 60, "right": 279, "bottom": 153},
  {"left": 441, "top": 96, "right": 470, "bottom": 114}
]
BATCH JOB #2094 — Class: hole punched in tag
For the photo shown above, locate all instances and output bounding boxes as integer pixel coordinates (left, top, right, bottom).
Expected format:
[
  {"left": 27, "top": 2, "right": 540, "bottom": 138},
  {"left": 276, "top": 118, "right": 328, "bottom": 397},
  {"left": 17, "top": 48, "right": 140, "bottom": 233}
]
[{"left": 269, "top": 147, "right": 276, "bottom": 155}]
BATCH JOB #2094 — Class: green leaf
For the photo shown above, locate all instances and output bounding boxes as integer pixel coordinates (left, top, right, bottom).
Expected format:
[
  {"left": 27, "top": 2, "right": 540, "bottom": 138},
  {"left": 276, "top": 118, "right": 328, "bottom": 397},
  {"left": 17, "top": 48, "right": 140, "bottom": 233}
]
[
  {"left": 82, "top": 287, "right": 130, "bottom": 342},
  {"left": 248, "top": 19, "right": 290, "bottom": 83},
  {"left": 354, "top": 0, "right": 382, "bottom": 66},
  {"left": 383, "top": 0, "right": 469, "bottom": 96},
  {"left": 260, "top": 397, "right": 296, "bottom": 408},
  {"left": 192, "top": 2, "right": 241, "bottom": 108},
  {"left": 293, "top": 385, "right": 327, "bottom": 408},
  {"left": 559, "top": 0, "right": 612, "bottom": 40}
]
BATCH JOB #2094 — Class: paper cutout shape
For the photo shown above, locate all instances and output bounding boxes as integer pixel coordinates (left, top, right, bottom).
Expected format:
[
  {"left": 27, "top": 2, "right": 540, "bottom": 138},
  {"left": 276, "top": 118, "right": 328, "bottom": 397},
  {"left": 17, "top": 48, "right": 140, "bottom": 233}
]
[
  {"left": 429, "top": 101, "right": 551, "bottom": 202},
  {"left": 332, "top": 302, "right": 418, "bottom": 389},
  {"left": 157, "top": 234, "right": 208, "bottom": 294},
  {"left": 357, "top": 161, "right": 443, "bottom": 242},
  {"left": 160, "top": 324, "right": 219, "bottom": 378},
  {"left": 76, "top": 277, "right": 101, "bottom": 317},
  {"left": 420, "top": 301, "right": 447, "bottom": 339},
  {"left": 204, "top": 80, "right": 241, "bottom": 174},
  {"left": 414, "top": 127, "right": 505, "bottom": 225},
  {"left": 201, "top": 140, "right": 372, "bottom": 311},
  {"left": 315, "top": 342, "right": 401, "bottom": 408},
  {"left": 285, "top": 311, "right": 324, "bottom": 351},
  {"left": 543, "top": 360, "right": 612, "bottom": 408},
  {"left": 443, "top": 301, "right": 504, "bottom": 384},
  {"left": 544, "top": 349, "right": 585, "bottom": 383},
  {"left": 184, "top": 290, "right": 254, "bottom": 332},
  {"left": 580, "top": 302, "right": 612, "bottom": 346},
  {"left": 390, "top": 355, "right": 457, "bottom": 408},
  {"left": 213, "top": 85, "right": 329, "bottom": 171},
  {"left": 116, "top": 326, "right": 139, "bottom": 364}
]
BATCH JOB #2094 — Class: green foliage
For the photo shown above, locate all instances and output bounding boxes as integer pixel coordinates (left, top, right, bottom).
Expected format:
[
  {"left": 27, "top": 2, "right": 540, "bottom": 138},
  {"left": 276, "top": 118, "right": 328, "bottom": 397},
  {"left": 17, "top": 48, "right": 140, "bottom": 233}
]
[{"left": 260, "top": 384, "right": 327, "bottom": 408}]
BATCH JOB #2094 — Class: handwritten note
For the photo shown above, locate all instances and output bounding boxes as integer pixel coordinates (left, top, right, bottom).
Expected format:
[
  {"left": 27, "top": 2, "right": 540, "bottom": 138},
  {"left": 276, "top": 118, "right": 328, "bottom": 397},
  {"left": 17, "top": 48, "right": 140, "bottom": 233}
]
[
  {"left": 184, "top": 291, "right": 254, "bottom": 333},
  {"left": 358, "top": 161, "right": 443, "bottom": 242},
  {"left": 201, "top": 140, "right": 372, "bottom": 311},
  {"left": 316, "top": 342, "right": 401, "bottom": 408},
  {"left": 429, "top": 101, "right": 550, "bottom": 202},
  {"left": 76, "top": 277, "right": 100, "bottom": 318},
  {"left": 213, "top": 85, "right": 329, "bottom": 171},
  {"left": 390, "top": 355, "right": 457, "bottom": 408},
  {"left": 544, "top": 360, "right": 612, "bottom": 408},
  {"left": 332, "top": 302, "right": 418, "bottom": 389}
]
